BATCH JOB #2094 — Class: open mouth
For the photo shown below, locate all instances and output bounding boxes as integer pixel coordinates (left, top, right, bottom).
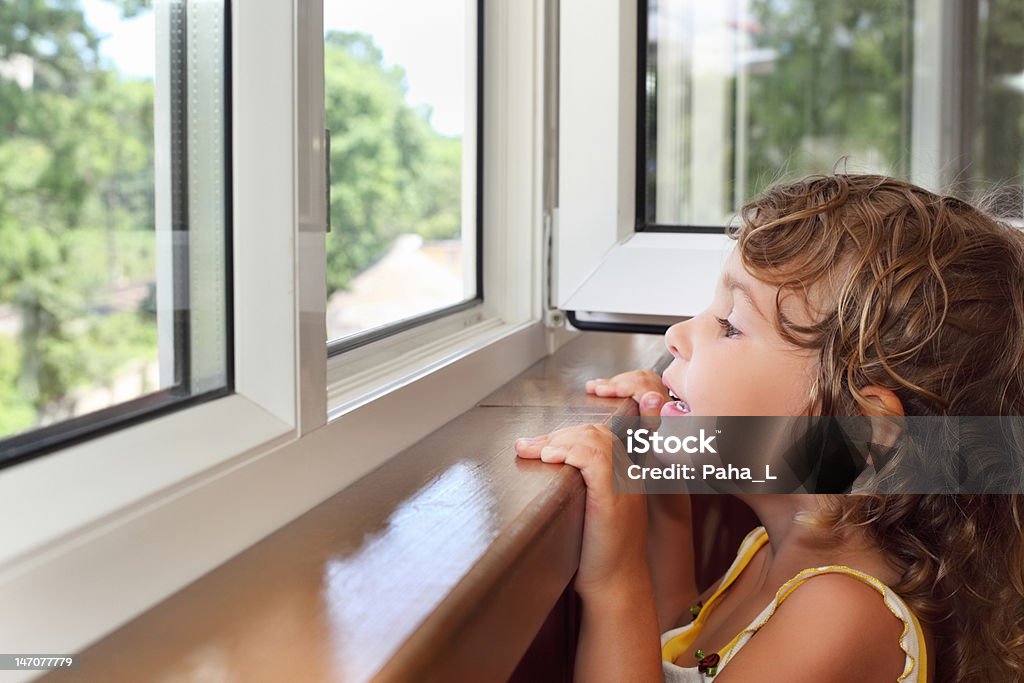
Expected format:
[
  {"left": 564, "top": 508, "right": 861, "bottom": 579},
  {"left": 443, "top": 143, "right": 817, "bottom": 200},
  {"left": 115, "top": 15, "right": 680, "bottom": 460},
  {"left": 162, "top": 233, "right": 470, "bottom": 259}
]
[{"left": 662, "top": 388, "right": 691, "bottom": 416}]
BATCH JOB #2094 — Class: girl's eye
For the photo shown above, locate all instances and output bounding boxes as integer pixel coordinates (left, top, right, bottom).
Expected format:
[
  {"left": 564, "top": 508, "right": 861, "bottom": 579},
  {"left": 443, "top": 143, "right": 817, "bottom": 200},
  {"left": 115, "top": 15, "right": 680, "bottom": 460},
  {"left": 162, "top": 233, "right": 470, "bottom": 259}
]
[{"left": 715, "top": 317, "right": 740, "bottom": 338}]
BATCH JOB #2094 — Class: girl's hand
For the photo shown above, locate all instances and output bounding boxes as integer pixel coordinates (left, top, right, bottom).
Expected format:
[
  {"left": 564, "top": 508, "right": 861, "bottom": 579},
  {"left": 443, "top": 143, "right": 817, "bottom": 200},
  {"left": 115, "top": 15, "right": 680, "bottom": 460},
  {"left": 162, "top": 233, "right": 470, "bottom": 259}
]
[
  {"left": 585, "top": 370, "right": 670, "bottom": 417},
  {"left": 585, "top": 372, "right": 698, "bottom": 630},
  {"left": 514, "top": 423, "right": 649, "bottom": 599}
]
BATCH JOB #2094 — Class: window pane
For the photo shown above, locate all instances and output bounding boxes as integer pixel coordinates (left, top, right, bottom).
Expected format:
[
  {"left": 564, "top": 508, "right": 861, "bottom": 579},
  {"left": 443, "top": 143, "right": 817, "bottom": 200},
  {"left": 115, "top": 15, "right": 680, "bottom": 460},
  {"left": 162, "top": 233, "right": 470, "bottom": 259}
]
[
  {"left": 324, "top": 1, "right": 477, "bottom": 345},
  {"left": 643, "top": 0, "right": 911, "bottom": 226},
  {"left": 0, "top": 0, "right": 230, "bottom": 462},
  {"left": 972, "top": 0, "right": 1024, "bottom": 211},
  {"left": 642, "top": 0, "right": 1024, "bottom": 227}
]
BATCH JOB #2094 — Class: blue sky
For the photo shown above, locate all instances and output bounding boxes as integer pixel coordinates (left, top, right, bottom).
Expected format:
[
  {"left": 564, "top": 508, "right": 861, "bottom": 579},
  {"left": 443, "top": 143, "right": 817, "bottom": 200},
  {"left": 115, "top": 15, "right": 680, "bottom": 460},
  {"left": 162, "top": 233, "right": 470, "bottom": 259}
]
[{"left": 81, "top": 0, "right": 467, "bottom": 137}]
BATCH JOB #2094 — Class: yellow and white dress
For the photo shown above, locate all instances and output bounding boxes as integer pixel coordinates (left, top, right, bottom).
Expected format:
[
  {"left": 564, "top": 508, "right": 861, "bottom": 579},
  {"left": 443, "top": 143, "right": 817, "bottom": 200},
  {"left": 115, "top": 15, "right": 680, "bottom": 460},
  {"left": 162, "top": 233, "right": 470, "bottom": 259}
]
[{"left": 660, "top": 526, "right": 928, "bottom": 682}]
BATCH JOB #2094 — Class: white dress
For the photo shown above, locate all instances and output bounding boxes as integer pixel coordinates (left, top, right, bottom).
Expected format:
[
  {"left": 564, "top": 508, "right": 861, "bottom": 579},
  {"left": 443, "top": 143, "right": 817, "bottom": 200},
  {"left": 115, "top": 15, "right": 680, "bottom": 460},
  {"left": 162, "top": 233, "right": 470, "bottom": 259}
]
[{"left": 660, "top": 527, "right": 927, "bottom": 682}]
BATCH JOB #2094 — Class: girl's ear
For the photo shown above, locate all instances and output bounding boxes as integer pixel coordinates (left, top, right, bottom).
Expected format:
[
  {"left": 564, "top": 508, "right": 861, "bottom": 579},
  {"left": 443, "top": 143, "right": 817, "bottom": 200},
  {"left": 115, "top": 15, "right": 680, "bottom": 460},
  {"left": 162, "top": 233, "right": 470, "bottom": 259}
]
[
  {"left": 857, "top": 386, "right": 904, "bottom": 468},
  {"left": 857, "top": 385, "right": 905, "bottom": 417}
]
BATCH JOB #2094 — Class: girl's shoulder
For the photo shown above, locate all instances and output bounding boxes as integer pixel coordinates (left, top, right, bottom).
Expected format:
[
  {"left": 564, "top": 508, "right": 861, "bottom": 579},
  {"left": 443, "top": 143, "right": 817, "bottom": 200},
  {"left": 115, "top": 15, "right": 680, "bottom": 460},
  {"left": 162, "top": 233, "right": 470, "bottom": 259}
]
[
  {"left": 662, "top": 527, "right": 929, "bottom": 682},
  {"left": 718, "top": 564, "right": 928, "bottom": 682}
]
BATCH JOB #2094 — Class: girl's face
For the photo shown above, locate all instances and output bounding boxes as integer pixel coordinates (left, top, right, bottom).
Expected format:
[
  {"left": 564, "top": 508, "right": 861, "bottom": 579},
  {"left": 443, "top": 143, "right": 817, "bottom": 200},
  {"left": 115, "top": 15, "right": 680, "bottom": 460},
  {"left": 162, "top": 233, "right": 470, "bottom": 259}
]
[{"left": 661, "top": 250, "right": 820, "bottom": 417}]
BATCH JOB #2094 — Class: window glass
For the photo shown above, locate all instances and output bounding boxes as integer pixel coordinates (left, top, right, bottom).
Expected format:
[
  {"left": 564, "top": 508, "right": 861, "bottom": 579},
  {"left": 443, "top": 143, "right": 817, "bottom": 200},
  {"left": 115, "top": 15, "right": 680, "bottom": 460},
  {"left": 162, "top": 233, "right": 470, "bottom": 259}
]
[
  {"left": 324, "top": 1, "right": 478, "bottom": 346},
  {"left": 641, "top": 0, "right": 1024, "bottom": 227},
  {"left": 972, "top": 0, "right": 1024, "bottom": 209},
  {"left": 0, "top": 0, "right": 230, "bottom": 464}
]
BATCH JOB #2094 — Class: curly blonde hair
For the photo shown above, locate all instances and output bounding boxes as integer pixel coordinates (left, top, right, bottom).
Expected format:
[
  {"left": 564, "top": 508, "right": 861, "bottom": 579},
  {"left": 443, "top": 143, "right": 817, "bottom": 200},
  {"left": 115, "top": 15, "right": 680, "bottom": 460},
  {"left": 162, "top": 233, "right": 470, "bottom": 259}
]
[{"left": 731, "top": 174, "right": 1024, "bottom": 682}]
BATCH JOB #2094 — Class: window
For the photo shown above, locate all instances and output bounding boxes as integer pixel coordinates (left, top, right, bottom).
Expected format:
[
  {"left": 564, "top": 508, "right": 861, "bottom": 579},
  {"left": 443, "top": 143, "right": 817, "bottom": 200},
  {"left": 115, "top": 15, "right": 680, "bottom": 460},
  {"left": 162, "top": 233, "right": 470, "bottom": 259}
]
[
  {"left": 556, "top": 0, "right": 1024, "bottom": 330},
  {"left": 0, "top": 0, "right": 546, "bottom": 663},
  {"left": 957, "top": 0, "right": 1024, "bottom": 213},
  {"left": 0, "top": 0, "right": 231, "bottom": 467},
  {"left": 640, "top": 0, "right": 1024, "bottom": 230},
  {"left": 323, "top": 1, "right": 481, "bottom": 352}
]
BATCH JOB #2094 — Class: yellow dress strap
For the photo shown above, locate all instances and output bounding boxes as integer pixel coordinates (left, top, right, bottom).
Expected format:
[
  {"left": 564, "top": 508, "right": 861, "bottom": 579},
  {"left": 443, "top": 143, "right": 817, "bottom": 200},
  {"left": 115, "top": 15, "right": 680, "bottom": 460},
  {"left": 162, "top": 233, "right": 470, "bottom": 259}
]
[
  {"left": 661, "top": 526, "right": 770, "bottom": 664},
  {"left": 718, "top": 565, "right": 928, "bottom": 683}
]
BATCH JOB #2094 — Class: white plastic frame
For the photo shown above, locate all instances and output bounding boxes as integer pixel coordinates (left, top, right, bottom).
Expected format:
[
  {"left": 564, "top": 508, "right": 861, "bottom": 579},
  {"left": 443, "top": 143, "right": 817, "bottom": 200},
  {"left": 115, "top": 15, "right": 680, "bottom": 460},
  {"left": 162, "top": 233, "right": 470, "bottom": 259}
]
[
  {"left": 0, "top": 0, "right": 550, "bottom": 674},
  {"left": 325, "top": 0, "right": 546, "bottom": 412},
  {"left": 555, "top": 0, "right": 730, "bottom": 324}
]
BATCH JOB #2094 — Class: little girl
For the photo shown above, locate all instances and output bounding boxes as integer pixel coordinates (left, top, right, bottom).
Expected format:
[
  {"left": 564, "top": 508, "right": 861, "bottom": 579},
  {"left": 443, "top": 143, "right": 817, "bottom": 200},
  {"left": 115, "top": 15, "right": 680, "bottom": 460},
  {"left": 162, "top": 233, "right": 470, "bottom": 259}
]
[{"left": 515, "top": 175, "right": 1024, "bottom": 682}]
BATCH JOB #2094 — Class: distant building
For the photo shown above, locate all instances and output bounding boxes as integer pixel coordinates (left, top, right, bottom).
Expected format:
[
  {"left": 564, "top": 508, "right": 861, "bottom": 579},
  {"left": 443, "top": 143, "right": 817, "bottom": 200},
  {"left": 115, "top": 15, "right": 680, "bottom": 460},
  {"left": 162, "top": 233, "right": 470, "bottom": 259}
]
[{"left": 327, "top": 234, "right": 464, "bottom": 340}]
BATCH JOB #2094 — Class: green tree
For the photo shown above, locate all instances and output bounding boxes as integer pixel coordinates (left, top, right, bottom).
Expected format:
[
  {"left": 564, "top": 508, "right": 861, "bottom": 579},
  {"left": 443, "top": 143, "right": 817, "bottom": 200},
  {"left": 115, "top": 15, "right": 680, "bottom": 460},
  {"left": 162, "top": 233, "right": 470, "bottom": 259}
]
[
  {"left": 324, "top": 30, "right": 463, "bottom": 296},
  {"left": 0, "top": 334, "right": 34, "bottom": 435},
  {"left": 742, "top": 0, "right": 909, "bottom": 196},
  {"left": 976, "top": 0, "right": 1024, "bottom": 200},
  {"left": 0, "top": 0, "right": 156, "bottom": 433}
]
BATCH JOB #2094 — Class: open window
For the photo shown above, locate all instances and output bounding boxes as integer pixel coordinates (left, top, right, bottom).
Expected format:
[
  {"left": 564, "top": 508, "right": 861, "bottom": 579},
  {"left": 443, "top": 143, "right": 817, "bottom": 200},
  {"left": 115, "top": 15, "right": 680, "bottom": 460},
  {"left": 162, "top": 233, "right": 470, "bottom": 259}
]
[{"left": 556, "top": 0, "right": 1024, "bottom": 332}]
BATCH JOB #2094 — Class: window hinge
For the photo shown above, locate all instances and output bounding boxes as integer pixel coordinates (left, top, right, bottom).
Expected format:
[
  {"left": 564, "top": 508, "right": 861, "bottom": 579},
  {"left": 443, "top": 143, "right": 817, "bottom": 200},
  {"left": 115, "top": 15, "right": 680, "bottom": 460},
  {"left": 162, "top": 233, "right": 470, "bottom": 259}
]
[
  {"left": 542, "top": 208, "right": 564, "bottom": 328},
  {"left": 544, "top": 308, "right": 566, "bottom": 327}
]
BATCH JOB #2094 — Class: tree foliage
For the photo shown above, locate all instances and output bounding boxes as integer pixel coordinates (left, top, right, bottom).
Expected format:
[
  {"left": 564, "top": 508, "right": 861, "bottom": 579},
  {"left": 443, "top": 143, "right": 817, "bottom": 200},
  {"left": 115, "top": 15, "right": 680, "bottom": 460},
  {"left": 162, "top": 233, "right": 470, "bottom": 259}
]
[
  {"left": 739, "top": 0, "right": 1024, "bottom": 200},
  {"left": 324, "top": 30, "right": 462, "bottom": 296},
  {"left": 742, "top": 0, "right": 909, "bottom": 195},
  {"left": 977, "top": 0, "right": 1024, "bottom": 196},
  {"left": 1, "top": 0, "right": 156, "bottom": 436}
]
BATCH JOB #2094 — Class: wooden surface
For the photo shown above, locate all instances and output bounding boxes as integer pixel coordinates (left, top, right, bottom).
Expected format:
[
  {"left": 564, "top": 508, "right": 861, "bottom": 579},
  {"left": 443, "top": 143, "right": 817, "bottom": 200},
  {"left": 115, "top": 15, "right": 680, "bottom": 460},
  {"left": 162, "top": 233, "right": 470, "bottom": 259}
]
[
  {"left": 45, "top": 332, "right": 671, "bottom": 683},
  {"left": 479, "top": 333, "right": 668, "bottom": 409}
]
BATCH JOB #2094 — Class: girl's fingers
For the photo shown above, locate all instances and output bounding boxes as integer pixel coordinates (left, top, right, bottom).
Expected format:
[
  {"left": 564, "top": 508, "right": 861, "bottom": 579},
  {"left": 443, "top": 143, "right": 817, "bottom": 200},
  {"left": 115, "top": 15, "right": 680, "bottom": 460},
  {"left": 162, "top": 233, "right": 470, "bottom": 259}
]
[
  {"left": 515, "top": 425, "right": 616, "bottom": 488},
  {"left": 593, "top": 383, "right": 625, "bottom": 397},
  {"left": 587, "top": 379, "right": 623, "bottom": 397},
  {"left": 540, "top": 445, "right": 566, "bottom": 463},
  {"left": 545, "top": 438, "right": 614, "bottom": 491},
  {"left": 587, "top": 371, "right": 668, "bottom": 401},
  {"left": 638, "top": 390, "right": 669, "bottom": 418},
  {"left": 514, "top": 434, "right": 551, "bottom": 458}
]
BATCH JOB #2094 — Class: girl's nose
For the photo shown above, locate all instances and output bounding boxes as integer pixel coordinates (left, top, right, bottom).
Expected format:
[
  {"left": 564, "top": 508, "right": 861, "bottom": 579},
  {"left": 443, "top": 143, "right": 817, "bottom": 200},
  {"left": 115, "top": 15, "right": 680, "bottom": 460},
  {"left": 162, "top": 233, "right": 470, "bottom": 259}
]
[{"left": 664, "top": 319, "right": 692, "bottom": 360}]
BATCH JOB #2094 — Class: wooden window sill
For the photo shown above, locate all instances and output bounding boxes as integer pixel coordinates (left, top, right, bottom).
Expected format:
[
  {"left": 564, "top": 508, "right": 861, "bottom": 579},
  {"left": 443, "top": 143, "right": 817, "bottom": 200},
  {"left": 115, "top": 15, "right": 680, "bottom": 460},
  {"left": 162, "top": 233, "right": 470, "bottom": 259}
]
[{"left": 45, "top": 332, "right": 668, "bottom": 682}]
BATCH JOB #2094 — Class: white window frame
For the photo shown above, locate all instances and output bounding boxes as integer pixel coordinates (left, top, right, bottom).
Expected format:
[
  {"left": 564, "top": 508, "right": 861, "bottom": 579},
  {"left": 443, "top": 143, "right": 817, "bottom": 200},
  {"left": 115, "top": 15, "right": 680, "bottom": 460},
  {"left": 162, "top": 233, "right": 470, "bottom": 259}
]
[
  {"left": 555, "top": 0, "right": 731, "bottom": 325},
  {"left": 555, "top": 0, "right": 990, "bottom": 327},
  {"left": 0, "top": 0, "right": 549, "bottom": 669},
  {"left": 326, "top": 0, "right": 546, "bottom": 415}
]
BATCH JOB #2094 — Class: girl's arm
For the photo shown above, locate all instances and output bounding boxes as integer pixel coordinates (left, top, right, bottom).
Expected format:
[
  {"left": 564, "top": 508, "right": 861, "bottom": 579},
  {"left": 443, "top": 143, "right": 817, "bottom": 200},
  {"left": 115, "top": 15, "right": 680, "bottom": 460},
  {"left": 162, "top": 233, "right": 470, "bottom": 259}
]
[
  {"left": 575, "top": 573, "right": 664, "bottom": 683},
  {"left": 586, "top": 370, "right": 699, "bottom": 632},
  {"left": 515, "top": 424, "right": 665, "bottom": 683}
]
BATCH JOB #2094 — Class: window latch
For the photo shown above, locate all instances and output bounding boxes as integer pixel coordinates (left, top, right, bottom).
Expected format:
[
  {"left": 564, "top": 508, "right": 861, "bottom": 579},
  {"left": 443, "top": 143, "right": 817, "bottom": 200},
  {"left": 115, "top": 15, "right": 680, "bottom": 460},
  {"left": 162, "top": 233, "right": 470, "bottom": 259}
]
[{"left": 325, "top": 128, "right": 331, "bottom": 233}]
